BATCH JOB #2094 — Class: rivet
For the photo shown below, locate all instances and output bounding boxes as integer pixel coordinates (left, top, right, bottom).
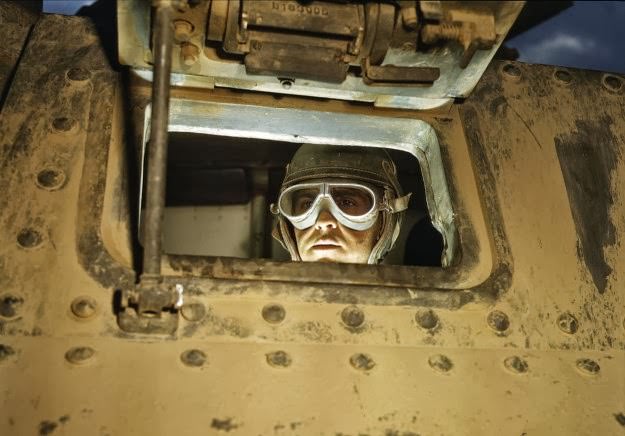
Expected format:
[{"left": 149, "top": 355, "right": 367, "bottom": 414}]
[
  {"left": 266, "top": 350, "right": 292, "bottom": 368},
  {"left": 0, "top": 294, "right": 24, "bottom": 319},
  {"left": 349, "top": 353, "right": 375, "bottom": 371},
  {"left": 180, "top": 42, "right": 200, "bottom": 66},
  {"left": 428, "top": 354, "right": 453, "bottom": 373},
  {"left": 614, "top": 412, "right": 625, "bottom": 427},
  {"left": 280, "top": 79, "right": 293, "bottom": 89},
  {"left": 487, "top": 310, "right": 510, "bottom": 334},
  {"left": 65, "top": 346, "right": 95, "bottom": 365},
  {"left": 174, "top": 20, "right": 194, "bottom": 42},
  {"left": 415, "top": 309, "right": 439, "bottom": 331},
  {"left": 0, "top": 344, "right": 16, "bottom": 363},
  {"left": 66, "top": 67, "right": 91, "bottom": 81},
  {"left": 602, "top": 74, "right": 623, "bottom": 93},
  {"left": 52, "top": 117, "right": 76, "bottom": 132},
  {"left": 502, "top": 63, "right": 521, "bottom": 79},
  {"left": 261, "top": 303, "right": 285, "bottom": 324},
  {"left": 16, "top": 228, "right": 44, "bottom": 249},
  {"left": 576, "top": 358, "right": 600, "bottom": 376},
  {"left": 553, "top": 69, "right": 572, "bottom": 84},
  {"left": 341, "top": 305, "right": 365, "bottom": 329},
  {"left": 36, "top": 168, "right": 66, "bottom": 191},
  {"left": 181, "top": 303, "right": 206, "bottom": 322},
  {"left": 180, "top": 349, "right": 207, "bottom": 367},
  {"left": 557, "top": 312, "right": 579, "bottom": 334},
  {"left": 70, "top": 296, "right": 97, "bottom": 319},
  {"left": 503, "top": 356, "right": 529, "bottom": 374}
]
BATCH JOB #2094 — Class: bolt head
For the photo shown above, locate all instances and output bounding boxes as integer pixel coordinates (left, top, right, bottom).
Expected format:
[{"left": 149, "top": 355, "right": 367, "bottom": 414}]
[
  {"left": 36, "top": 168, "right": 66, "bottom": 191},
  {"left": 174, "top": 20, "right": 194, "bottom": 42},
  {"left": 266, "top": 350, "right": 292, "bottom": 368},
  {"left": 16, "top": 228, "right": 44, "bottom": 249},
  {"left": 341, "top": 306, "right": 365, "bottom": 329},
  {"left": 0, "top": 294, "right": 24, "bottom": 319},
  {"left": 0, "top": 344, "right": 16, "bottom": 363},
  {"left": 65, "top": 346, "right": 95, "bottom": 365},
  {"left": 487, "top": 310, "right": 510, "bottom": 334},
  {"left": 52, "top": 117, "right": 76, "bottom": 132},
  {"left": 576, "top": 358, "right": 600, "bottom": 376},
  {"left": 502, "top": 63, "right": 521, "bottom": 80},
  {"left": 349, "top": 353, "right": 375, "bottom": 371},
  {"left": 71, "top": 297, "right": 97, "bottom": 319},
  {"left": 602, "top": 74, "right": 623, "bottom": 93},
  {"left": 262, "top": 304, "right": 286, "bottom": 324},
  {"left": 180, "top": 349, "right": 207, "bottom": 367},
  {"left": 428, "top": 354, "right": 453, "bottom": 374},
  {"left": 181, "top": 303, "right": 206, "bottom": 322},
  {"left": 557, "top": 312, "right": 579, "bottom": 334},
  {"left": 415, "top": 309, "right": 439, "bottom": 331},
  {"left": 503, "top": 356, "right": 529, "bottom": 374}
]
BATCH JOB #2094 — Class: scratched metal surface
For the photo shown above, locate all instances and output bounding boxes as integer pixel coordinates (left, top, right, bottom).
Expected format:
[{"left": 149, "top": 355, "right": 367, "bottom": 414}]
[{"left": 0, "top": 14, "right": 624, "bottom": 436}]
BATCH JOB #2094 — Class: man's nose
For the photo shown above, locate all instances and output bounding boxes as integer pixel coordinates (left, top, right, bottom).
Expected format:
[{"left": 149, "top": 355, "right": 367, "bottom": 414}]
[{"left": 314, "top": 209, "right": 338, "bottom": 230}]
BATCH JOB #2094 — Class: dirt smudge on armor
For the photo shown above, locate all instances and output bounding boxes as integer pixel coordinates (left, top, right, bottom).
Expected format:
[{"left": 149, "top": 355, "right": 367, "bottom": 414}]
[
  {"left": 38, "top": 421, "right": 57, "bottom": 435},
  {"left": 555, "top": 116, "right": 619, "bottom": 293},
  {"left": 294, "top": 320, "right": 334, "bottom": 342},
  {"left": 211, "top": 417, "right": 239, "bottom": 431}
]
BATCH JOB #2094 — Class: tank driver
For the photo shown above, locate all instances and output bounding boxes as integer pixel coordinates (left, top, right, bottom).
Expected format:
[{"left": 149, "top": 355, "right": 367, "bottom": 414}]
[{"left": 271, "top": 144, "right": 411, "bottom": 264}]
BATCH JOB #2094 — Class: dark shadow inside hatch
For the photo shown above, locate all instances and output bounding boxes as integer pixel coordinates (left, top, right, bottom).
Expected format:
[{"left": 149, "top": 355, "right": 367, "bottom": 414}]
[{"left": 155, "top": 132, "right": 443, "bottom": 266}]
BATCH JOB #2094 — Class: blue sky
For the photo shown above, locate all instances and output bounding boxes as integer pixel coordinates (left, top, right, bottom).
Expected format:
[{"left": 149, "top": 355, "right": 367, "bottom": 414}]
[
  {"left": 43, "top": 1, "right": 625, "bottom": 74},
  {"left": 507, "top": 1, "right": 625, "bottom": 74},
  {"left": 43, "top": 0, "right": 95, "bottom": 15}
]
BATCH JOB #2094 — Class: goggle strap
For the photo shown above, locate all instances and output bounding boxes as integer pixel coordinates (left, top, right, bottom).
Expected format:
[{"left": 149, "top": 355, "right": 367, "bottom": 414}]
[{"left": 387, "top": 193, "right": 412, "bottom": 213}]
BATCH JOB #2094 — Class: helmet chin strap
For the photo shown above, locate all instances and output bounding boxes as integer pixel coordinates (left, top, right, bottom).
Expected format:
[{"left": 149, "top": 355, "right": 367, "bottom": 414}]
[
  {"left": 281, "top": 218, "right": 301, "bottom": 261},
  {"left": 368, "top": 188, "right": 405, "bottom": 264}
]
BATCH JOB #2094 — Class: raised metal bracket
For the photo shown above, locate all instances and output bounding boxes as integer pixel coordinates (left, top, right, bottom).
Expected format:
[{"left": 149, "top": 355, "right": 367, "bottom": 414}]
[{"left": 117, "top": 282, "right": 184, "bottom": 335}]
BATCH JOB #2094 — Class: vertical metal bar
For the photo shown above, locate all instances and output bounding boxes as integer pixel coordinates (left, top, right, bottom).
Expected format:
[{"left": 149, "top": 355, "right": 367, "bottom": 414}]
[
  {"left": 250, "top": 169, "right": 269, "bottom": 258},
  {"left": 142, "top": 1, "right": 173, "bottom": 279}
]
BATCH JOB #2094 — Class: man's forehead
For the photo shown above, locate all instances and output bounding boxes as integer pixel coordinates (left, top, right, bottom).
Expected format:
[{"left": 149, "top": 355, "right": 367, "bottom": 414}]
[{"left": 289, "top": 178, "right": 381, "bottom": 190}]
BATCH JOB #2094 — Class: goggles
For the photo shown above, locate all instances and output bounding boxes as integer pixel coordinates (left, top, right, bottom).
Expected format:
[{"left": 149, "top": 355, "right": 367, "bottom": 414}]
[{"left": 274, "top": 182, "right": 383, "bottom": 231}]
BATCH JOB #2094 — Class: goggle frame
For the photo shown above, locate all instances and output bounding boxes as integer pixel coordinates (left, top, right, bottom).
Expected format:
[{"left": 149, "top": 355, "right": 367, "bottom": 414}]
[{"left": 277, "top": 182, "right": 383, "bottom": 231}]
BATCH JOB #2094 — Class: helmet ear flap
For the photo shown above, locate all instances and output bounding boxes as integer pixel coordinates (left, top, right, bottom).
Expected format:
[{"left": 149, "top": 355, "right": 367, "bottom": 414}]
[
  {"left": 382, "top": 159, "right": 397, "bottom": 177},
  {"left": 273, "top": 216, "right": 301, "bottom": 261},
  {"left": 367, "top": 187, "right": 404, "bottom": 264}
]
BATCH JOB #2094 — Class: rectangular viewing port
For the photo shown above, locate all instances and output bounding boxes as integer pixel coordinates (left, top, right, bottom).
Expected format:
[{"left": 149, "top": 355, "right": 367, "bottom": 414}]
[
  {"left": 159, "top": 133, "right": 442, "bottom": 267},
  {"left": 136, "top": 99, "right": 492, "bottom": 290}
]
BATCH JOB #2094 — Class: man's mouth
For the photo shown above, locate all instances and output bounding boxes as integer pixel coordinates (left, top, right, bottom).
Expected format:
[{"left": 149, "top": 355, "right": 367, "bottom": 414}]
[{"left": 311, "top": 240, "right": 341, "bottom": 249}]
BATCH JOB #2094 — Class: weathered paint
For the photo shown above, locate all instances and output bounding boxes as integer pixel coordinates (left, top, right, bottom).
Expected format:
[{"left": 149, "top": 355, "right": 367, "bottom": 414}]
[
  {"left": 555, "top": 117, "right": 619, "bottom": 294},
  {"left": 0, "top": 13, "right": 624, "bottom": 436}
]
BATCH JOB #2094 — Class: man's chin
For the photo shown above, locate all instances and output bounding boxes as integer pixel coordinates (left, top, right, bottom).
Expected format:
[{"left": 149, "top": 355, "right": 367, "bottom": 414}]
[{"left": 303, "top": 246, "right": 344, "bottom": 262}]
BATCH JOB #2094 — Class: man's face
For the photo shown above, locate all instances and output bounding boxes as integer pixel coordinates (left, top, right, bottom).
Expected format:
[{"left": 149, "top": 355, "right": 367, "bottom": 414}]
[{"left": 293, "top": 209, "right": 381, "bottom": 263}]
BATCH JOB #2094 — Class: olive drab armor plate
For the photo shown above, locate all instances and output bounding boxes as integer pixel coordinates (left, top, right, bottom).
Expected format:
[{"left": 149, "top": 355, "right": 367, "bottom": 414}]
[{"left": 1, "top": 3, "right": 625, "bottom": 436}]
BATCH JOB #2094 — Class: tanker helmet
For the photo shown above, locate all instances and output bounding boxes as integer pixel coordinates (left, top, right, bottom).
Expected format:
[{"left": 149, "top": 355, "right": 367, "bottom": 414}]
[{"left": 271, "top": 144, "right": 411, "bottom": 264}]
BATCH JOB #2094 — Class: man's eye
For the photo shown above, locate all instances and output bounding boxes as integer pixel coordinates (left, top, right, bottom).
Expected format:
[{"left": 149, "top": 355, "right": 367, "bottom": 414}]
[
  {"left": 294, "top": 198, "right": 314, "bottom": 213},
  {"left": 337, "top": 197, "right": 358, "bottom": 209}
]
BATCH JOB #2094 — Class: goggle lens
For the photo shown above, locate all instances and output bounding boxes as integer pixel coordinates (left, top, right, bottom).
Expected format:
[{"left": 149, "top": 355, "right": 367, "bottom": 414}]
[
  {"left": 281, "top": 185, "right": 375, "bottom": 218},
  {"left": 278, "top": 186, "right": 321, "bottom": 216},
  {"left": 328, "top": 186, "right": 374, "bottom": 216}
]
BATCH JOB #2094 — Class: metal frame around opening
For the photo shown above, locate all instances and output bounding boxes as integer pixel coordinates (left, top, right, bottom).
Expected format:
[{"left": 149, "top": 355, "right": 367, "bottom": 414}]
[{"left": 139, "top": 99, "right": 457, "bottom": 267}]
